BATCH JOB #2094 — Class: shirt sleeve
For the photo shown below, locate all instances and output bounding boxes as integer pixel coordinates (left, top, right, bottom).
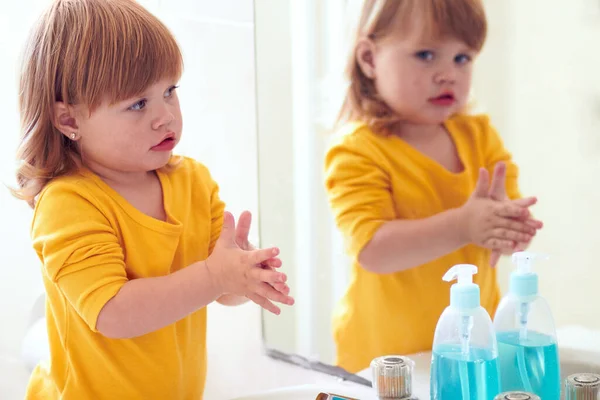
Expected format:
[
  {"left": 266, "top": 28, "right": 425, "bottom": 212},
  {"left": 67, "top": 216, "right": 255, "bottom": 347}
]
[
  {"left": 32, "top": 182, "right": 128, "bottom": 332},
  {"left": 480, "top": 116, "right": 522, "bottom": 200},
  {"left": 324, "top": 134, "right": 395, "bottom": 260}
]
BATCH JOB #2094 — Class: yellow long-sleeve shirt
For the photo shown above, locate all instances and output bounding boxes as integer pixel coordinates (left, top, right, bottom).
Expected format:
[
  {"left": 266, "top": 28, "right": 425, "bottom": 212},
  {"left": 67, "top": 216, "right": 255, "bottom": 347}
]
[
  {"left": 26, "top": 157, "right": 224, "bottom": 400},
  {"left": 324, "top": 114, "right": 521, "bottom": 373}
]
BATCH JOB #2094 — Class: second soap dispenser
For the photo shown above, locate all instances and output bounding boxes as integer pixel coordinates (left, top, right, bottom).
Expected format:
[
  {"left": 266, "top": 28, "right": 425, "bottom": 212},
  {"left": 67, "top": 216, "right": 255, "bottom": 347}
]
[
  {"left": 493, "top": 251, "right": 560, "bottom": 400},
  {"left": 431, "top": 264, "right": 500, "bottom": 400}
]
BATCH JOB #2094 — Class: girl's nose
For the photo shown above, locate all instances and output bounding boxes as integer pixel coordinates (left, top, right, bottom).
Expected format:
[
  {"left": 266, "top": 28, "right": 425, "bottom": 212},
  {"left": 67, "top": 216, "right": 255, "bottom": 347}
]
[
  {"left": 434, "top": 67, "right": 457, "bottom": 84},
  {"left": 152, "top": 104, "right": 175, "bottom": 130}
]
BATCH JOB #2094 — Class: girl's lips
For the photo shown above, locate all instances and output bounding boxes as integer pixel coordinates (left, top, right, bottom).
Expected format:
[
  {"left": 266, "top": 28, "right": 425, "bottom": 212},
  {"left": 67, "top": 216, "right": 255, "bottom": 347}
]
[
  {"left": 151, "top": 137, "right": 176, "bottom": 151},
  {"left": 429, "top": 93, "right": 456, "bottom": 106}
]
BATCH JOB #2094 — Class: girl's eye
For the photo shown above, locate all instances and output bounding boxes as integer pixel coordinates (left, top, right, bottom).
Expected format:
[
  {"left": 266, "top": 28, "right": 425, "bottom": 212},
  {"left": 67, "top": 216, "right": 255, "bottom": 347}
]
[
  {"left": 165, "top": 85, "right": 179, "bottom": 97},
  {"left": 128, "top": 99, "right": 146, "bottom": 111},
  {"left": 455, "top": 53, "right": 472, "bottom": 64},
  {"left": 415, "top": 50, "right": 434, "bottom": 61},
  {"left": 127, "top": 85, "right": 179, "bottom": 111}
]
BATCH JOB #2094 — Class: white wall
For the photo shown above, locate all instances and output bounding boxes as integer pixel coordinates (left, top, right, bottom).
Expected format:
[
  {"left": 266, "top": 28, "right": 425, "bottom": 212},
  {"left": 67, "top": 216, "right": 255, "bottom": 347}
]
[
  {"left": 508, "top": 0, "right": 600, "bottom": 329},
  {"left": 0, "top": 0, "right": 55, "bottom": 372},
  {"left": 0, "top": 1, "right": 263, "bottom": 398}
]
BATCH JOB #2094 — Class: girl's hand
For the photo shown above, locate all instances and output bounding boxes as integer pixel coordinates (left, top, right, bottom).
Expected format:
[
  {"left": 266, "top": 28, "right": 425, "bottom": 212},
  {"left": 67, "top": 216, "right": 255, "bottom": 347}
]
[
  {"left": 206, "top": 211, "right": 294, "bottom": 315},
  {"left": 459, "top": 167, "right": 540, "bottom": 251},
  {"left": 487, "top": 162, "right": 543, "bottom": 267},
  {"left": 235, "top": 211, "right": 290, "bottom": 296}
]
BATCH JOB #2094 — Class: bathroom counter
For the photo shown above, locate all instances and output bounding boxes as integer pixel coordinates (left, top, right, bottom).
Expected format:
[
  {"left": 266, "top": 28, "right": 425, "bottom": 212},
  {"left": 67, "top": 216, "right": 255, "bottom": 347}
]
[{"left": 206, "top": 303, "right": 600, "bottom": 399}]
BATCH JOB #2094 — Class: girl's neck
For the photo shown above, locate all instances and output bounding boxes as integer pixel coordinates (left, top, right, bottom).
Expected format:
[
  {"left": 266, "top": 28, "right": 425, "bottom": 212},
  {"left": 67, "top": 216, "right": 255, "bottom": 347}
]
[
  {"left": 391, "top": 122, "right": 446, "bottom": 142},
  {"left": 84, "top": 161, "right": 156, "bottom": 189}
]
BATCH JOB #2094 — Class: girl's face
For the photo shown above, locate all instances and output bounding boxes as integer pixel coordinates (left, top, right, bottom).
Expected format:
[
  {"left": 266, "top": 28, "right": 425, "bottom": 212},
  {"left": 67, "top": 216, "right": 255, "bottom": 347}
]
[
  {"left": 357, "top": 20, "right": 477, "bottom": 126},
  {"left": 67, "top": 79, "right": 183, "bottom": 177}
]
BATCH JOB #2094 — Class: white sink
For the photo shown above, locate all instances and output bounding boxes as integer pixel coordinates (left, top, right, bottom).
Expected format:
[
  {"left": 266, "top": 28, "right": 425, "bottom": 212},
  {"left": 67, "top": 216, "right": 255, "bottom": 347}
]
[{"left": 560, "top": 347, "right": 600, "bottom": 382}]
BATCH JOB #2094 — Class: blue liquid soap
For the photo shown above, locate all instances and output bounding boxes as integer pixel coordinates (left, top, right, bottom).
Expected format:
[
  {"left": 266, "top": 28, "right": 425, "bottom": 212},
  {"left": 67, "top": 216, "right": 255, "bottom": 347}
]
[
  {"left": 431, "top": 345, "right": 500, "bottom": 400},
  {"left": 496, "top": 330, "right": 560, "bottom": 400}
]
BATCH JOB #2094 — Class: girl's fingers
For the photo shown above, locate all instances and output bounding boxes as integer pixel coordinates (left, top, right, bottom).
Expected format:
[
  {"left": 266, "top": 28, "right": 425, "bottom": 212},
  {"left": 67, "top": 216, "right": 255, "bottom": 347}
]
[
  {"left": 250, "top": 267, "right": 286, "bottom": 284},
  {"left": 484, "top": 238, "right": 516, "bottom": 250},
  {"left": 248, "top": 247, "right": 280, "bottom": 265},
  {"left": 255, "top": 282, "right": 295, "bottom": 306},
  {"left": 247, "top": 293, "right": 281, "bottom": 315},
  {"left": 512, "top": 196, "right": 538, "bottom": 208},
  {"left": 261, "top": 258, "right": 282, "bottom": 269}
]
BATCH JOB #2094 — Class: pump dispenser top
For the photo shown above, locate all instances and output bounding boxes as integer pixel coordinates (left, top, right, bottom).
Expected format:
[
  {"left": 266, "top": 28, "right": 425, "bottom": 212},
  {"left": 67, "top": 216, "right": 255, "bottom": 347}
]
[
  {"left": 510, "top": 252, "right": 549, "bottom": 298},
  {"left": 442, "top": 264, "right": 480, "bottom": 310}
]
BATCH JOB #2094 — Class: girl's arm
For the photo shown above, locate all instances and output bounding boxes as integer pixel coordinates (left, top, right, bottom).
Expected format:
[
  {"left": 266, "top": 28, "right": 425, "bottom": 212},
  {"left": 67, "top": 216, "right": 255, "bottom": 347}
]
[
  {"left": 325, "top": 139, "right": 537, "bottom": 275},
  {"left": 97, "top": 214, "right": 291, "bottom": 338},
  {"left": 97, "top": 260, "right": 220, "bottom": 338},
  {"left": 358, "top": 208, "right": 467, "bottom": 274}
]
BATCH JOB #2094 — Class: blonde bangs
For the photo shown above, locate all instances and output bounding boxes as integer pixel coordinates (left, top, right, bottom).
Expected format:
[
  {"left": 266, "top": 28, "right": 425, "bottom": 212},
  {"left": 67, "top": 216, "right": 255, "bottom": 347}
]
[
  {"left": 409, "top": 0, "right": 487, "bottom": 52},
  {"left": 55, "top": 0, "right": 183, "bottom": 109}
]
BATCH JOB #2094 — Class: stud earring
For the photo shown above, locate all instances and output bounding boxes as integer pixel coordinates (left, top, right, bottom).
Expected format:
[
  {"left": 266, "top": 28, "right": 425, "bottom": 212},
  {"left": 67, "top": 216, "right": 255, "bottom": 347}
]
[{"left": 70, "top": 133, "right": 77, "bottom": 140}]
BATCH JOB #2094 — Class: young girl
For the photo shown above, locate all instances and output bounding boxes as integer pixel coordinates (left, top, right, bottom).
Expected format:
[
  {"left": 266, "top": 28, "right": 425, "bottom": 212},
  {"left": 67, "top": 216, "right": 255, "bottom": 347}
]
[
  {"left": 13, "top": 0, "right": 294, "bottom": 398},
  {"left": 324, "top": 0, "right": 543, "bottom": 373}
]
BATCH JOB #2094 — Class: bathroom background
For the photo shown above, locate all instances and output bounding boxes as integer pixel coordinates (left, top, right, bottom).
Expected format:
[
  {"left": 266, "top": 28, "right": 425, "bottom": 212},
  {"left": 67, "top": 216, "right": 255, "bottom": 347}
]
[{"left": 0, "top": 0, "right": 599, "bottom": 398}]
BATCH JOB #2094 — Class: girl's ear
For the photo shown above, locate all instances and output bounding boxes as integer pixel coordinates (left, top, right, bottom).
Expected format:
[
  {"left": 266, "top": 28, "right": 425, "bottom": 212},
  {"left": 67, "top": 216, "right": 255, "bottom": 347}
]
[
  {"left": 53, "top": 102, "right": 80, "bottom": 140},
  {"left": 356, "top": 38, "right": 377, "bottom": 79}
]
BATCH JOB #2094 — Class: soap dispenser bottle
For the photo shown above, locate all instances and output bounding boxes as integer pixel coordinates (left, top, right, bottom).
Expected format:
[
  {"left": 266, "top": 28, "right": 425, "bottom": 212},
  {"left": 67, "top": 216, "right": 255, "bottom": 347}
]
[
  {"left": 493, "top": 251, "right": 560, "bottom": 400},
  {"left": 431, "top": 264, "right": 500, "bottom": 400}
]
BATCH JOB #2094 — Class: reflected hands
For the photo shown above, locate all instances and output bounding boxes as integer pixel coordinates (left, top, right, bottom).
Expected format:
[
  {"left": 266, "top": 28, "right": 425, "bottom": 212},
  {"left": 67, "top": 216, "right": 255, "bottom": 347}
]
[
  {"left": 487, "top": 162, "right": 543, "bottom": 267},
  {"left": 459, "top": 163, "right": 543, "bottom": 266}
]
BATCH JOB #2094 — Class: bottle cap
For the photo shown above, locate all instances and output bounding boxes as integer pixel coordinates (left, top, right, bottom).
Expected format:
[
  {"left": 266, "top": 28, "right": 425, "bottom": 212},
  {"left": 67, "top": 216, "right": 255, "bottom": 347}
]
[{"left": 443, "top": 264, "right": 480, "bottom": 309}]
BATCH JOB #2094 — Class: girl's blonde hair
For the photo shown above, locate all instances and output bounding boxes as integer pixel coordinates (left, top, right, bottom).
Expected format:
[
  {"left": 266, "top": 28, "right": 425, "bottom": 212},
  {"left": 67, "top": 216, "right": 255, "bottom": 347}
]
[
  {"left": 338, "top": 0, "right": 487, "bottom": 134},
  {"left": 12, "top": 0, "right": 183, "bottom": 207}
]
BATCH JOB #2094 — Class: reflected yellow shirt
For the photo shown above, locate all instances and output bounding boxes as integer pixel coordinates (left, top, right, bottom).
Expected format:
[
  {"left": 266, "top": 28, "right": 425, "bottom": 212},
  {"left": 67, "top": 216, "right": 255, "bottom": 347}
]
[
  {"left": 26, "top": 157, "right": 224, "bottom": 400},
  {"left": 324, "top": 114, "right": 521, "bottom": 373}
]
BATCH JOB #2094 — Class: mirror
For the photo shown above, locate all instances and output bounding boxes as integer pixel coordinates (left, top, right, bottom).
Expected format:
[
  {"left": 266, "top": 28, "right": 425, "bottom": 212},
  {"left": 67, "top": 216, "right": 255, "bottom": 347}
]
[{"left": 255, "top": 0, "right": 600, "bottom": 377}]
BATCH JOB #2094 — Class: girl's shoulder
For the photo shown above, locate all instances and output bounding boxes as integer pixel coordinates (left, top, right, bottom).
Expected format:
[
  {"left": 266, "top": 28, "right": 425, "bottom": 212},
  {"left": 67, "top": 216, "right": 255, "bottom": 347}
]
[
  {"left": 162, "top": 155, "right": 217, "bottom": 190},
  {"left": 446, "top": 113, "right": 501, "bottom": 149},
  {"left": 35, "top": 171, "right": 96, "bottom": 209},
  {"left": 328, "top": 121, "right": 392, "bottom": 154},
  {"left": 446, "top": 113, "right": 493, "bottom": 135}
]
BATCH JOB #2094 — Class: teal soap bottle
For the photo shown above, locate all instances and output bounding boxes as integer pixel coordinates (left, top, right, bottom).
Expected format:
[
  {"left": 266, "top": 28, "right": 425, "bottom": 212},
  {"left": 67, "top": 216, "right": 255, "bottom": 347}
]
[
  {"left": 431, "top": 264, "right": 501, "bottom": 400},
  {"left": 493, "top": 252, "right": 560, "bottom": 400}
]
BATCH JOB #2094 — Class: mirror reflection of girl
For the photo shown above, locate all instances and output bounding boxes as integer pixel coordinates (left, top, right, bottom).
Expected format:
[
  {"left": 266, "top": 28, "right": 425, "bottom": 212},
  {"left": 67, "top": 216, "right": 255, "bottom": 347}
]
[
  {"left": 324, "top": 0, "right": 543, "bottom": 373},
  {"left": 12, "top": 1, "right": 293, "bottom": 398}
]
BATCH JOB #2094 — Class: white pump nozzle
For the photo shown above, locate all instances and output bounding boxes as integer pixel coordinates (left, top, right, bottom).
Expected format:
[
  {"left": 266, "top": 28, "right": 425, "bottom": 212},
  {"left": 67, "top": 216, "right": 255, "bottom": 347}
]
[
  {"left": 443, "top": 264, "right": 478, "bottom": 285},
  {"left": 512, "top": 251, "right": 549, "bottom": 274}
]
